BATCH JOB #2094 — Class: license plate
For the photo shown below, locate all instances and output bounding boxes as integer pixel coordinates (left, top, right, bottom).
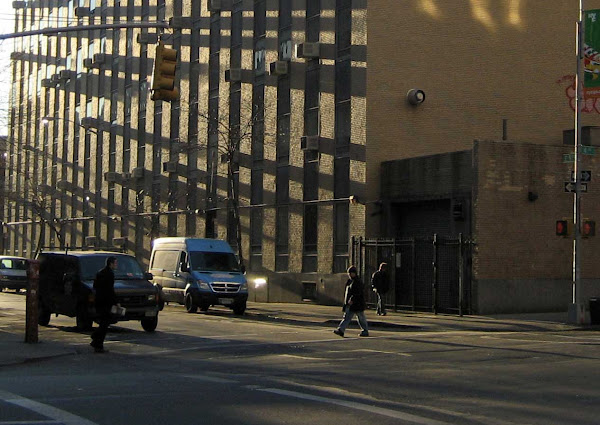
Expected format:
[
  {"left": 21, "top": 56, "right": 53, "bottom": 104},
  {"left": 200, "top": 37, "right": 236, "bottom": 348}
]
[
  {"left": 219, "top": 298, "right": 233, "bottom": 305},
  {"left": 145, "top": 310, "right": 157, "bottom": 317}
]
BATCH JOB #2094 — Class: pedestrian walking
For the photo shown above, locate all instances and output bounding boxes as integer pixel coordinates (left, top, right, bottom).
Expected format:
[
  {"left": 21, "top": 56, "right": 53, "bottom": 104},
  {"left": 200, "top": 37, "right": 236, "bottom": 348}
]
[
  {"left": 90, "top": 256, "right": 118, "bottom": 353},
  {"left": 371, "top": 262, "right": 389, "bottom": 316},
  {"left": 333, "top": 266, "right": 369, "bottom": 337}
]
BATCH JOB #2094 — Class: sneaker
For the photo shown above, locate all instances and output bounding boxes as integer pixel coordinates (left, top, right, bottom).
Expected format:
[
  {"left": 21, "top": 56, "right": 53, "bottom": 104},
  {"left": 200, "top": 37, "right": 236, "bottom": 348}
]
[
  {"left": 381, "top": 311, "right": 387, "bottom": 316},
  {"left": 333, "top": 329, "right": 344, "bottom": 337},
  {"left": 359, "top": 332, "right": 369, "bottom": 337}
]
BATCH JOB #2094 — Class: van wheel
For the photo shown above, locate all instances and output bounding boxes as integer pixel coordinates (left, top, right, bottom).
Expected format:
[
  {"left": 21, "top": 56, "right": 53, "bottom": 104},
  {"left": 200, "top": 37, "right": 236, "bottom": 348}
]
[
  {"left": 76, "top": 307, "right": 93, "bottom": 331},
  {"left": 38, "top": 305, "right": 51, "bottom": 326},
  {"left": 141, "top": 317, "right": 158, "bottom": 332},
  {"left": 233, "top": 302, "right": 246, "bottom": 316},
  {"left": 184, "top": 293, "right": 198, "bottom": 313}
]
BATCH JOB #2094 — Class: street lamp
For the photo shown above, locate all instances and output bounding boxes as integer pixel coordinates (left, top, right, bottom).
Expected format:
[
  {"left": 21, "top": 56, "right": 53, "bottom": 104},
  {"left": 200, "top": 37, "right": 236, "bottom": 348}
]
[{"left": 41, "top": 116, "right": 99, "bottom": 135}]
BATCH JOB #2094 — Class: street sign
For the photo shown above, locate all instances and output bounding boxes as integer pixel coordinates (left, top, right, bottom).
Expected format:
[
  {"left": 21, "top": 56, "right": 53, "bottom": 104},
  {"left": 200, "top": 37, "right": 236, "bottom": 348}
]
[
  {"left": 563, "top": 153, "right": 575, "bottom": 163},
  {"left": 582, "top": 145, "right": 597, "bottom": 156},
  {"left": 571, "top": 170, "right": 592, "bottom": 182},
  {"left": 564, "top": 181, "right": 588, "bottom": 192}
]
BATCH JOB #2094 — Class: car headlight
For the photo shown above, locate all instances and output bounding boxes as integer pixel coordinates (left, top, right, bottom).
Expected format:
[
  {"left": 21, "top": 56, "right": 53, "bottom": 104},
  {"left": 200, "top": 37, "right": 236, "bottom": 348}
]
[
  {"left": 197, "top": 280, "right": 210, "bottom": 290},
  {"left": 239, "top": 282, "right": 248, "bottom": 291},
  {"left": 147, "top": 294, "right": 156, "bottom": 301}
]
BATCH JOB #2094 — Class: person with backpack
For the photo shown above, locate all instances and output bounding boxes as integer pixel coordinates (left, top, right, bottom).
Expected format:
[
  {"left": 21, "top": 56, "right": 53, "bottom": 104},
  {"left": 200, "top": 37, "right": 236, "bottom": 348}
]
[{"left": 371, "top": 262, "right": 389, "bottom": 316}]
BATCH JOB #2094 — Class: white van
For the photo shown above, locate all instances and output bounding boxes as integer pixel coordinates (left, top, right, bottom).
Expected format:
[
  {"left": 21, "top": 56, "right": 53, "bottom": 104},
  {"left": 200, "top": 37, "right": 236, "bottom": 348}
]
[{"left": 149, "top": 238, "right": 248, "bottom": 315}]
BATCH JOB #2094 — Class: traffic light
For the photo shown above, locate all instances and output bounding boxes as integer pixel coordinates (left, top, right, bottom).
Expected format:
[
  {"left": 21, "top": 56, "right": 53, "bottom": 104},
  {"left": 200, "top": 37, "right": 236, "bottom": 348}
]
[
  {"left": 556, "top": 219, "right": 569, "bottom": 236},
  {"left": 151, "top": 41, "right": 179, "bottom": 102},
  {"left": 583, "top": 219, "right": 596, "bottom": 237}
]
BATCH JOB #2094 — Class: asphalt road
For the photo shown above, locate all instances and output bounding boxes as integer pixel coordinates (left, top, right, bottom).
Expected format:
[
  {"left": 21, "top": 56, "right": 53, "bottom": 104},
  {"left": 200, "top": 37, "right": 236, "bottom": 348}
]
[{"left": 1, "top": 293, "right": 599, "bottom": 425}]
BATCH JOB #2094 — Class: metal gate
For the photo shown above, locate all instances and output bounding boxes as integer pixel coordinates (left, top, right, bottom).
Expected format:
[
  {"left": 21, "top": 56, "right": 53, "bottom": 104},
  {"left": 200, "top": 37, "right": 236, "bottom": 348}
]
[{"left": 351, "top": 235, "right": 473, "bottom": 315}]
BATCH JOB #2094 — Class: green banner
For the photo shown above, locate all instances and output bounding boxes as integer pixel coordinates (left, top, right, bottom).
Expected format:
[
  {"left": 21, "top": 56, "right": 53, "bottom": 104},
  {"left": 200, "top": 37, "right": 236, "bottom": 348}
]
[{"left": 585, "top": 9, "right": 600, "bottom": 94}]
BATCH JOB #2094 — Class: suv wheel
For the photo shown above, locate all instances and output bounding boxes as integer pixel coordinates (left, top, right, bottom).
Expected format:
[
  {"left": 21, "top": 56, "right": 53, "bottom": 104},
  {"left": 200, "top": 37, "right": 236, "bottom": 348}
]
[
  {"left": 232, "top": 302, "right": 246, "bottom": 316},
  {"left": 76, "top": 307, "right": 93, "bottom": 331},
  {"left": 141, "top": 316, "right": 158, "bottom": 332},
  {"left": 184, "top": 293, "right": 198, "bottom": 313},
  {"left": 38, "top": 305, "right": 51, "bottom": 326}
]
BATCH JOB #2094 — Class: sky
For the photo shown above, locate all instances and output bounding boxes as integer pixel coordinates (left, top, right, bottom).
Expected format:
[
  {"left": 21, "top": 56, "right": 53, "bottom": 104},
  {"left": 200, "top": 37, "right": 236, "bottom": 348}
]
[{"left": 0, "top": 3, "right": 13, "bottom": 136}]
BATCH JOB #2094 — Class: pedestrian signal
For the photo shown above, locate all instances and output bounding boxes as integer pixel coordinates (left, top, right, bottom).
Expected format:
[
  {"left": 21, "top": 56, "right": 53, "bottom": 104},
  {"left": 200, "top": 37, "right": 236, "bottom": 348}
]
[
  {"left": 556, "top": 220, "right": 569, "bottom": 236},
  {"left": 151, "top": 41, "right": 179, "bottom": 102},
  {"left": 583, "top": 220, "right": 596, "bottom": 237}
]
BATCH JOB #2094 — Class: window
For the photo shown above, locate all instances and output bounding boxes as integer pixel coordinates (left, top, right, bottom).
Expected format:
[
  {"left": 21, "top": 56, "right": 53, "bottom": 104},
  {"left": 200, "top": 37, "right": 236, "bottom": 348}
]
[
  {"left": 333, "top": 203, "right": 349, "bottom": 272},
  {"left": 275, "top": 207, "right": 289, "bottom": 271},
  {"left": 303, "top": 204, "right": 318, "bottom": 272}
]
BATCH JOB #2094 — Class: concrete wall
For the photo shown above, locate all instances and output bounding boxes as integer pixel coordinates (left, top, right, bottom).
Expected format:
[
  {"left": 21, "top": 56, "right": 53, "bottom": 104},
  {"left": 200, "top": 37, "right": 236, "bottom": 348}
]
[{"left": 473, "top": 140, "right": 600, "bottom": 312}]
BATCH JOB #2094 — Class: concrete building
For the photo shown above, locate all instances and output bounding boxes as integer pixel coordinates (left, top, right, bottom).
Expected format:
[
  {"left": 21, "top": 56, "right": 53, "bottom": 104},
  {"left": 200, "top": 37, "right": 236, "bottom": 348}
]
[{"left": 4, "top": 0, "right": 600, "bottom": 313}]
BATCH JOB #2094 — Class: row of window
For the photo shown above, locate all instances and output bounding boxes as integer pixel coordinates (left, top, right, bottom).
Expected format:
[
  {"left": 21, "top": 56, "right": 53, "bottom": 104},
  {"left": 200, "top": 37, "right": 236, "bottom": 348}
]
[{"left": 9, "top": 0, "right": 352, "bottom": 273}]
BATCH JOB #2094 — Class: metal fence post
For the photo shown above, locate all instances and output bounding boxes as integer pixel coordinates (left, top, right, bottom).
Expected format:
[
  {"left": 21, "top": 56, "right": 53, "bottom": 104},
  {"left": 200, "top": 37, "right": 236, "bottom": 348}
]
[
  {"left": 411, "top": 238, "right": 416, "bottom": 311},
  {"left": 432, "top": 234, "right": 438, "bottom": 315},
  {"left": 458, "top": 233, "right": 464, "bottom": 317}
]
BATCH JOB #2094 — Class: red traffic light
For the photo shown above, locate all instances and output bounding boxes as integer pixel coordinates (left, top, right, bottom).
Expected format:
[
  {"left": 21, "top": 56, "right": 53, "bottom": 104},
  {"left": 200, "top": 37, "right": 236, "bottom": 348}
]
[
  {"left": 583, "top": 220, "right": 596, "bottom": 237},
  {"left": 556, "top": 220, "right": 568, "bottom": 236}
]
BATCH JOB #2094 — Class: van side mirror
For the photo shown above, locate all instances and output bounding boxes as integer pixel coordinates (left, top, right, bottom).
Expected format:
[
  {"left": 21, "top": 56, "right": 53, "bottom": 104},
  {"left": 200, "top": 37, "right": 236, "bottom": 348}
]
[
  {"left": 240, "top": 265, "right": 246, "bottom": 274},
  {"left": 181, "top": 263, "right": 190, "bottom": 273},
  {"left": 144, "top": 272, "right": 153, "bottom": 280}
]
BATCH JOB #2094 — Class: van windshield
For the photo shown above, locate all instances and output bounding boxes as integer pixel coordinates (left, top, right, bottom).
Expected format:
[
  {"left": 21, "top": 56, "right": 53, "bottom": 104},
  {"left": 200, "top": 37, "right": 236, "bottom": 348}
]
[
  {"left": 189, "top": 252, "right": 240, "bottom": 272},
  {"left": 79, "top": 255, "right": 146, "bottom": 280}
]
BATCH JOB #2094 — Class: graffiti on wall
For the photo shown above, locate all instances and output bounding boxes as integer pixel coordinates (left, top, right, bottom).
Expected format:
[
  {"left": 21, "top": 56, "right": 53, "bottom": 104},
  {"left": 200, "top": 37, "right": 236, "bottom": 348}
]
[{"left": 557, "top": 75, "right": 600, "bottom": 113}]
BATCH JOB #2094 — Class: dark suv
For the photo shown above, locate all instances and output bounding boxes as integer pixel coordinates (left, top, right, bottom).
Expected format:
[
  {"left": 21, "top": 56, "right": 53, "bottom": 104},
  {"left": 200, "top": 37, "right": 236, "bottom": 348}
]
[{"left": 38, "top": 251, "right": 160, "bottom": 332}]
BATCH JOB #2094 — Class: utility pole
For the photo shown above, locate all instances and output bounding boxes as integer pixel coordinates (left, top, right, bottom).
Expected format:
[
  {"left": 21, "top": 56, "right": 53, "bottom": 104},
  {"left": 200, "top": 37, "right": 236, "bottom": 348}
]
[{"left": 570, "top": 0, "right": 586, "bottom": 325}]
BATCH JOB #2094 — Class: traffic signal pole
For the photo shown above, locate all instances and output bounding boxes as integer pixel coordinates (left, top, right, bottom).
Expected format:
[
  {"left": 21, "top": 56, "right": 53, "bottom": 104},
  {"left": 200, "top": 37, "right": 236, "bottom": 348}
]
[
  {"left": 0, "top": 22, "right": 170, "bottom": 40},
  {"left": 570, "top": 0, "right": 586, "bottom": 325}
]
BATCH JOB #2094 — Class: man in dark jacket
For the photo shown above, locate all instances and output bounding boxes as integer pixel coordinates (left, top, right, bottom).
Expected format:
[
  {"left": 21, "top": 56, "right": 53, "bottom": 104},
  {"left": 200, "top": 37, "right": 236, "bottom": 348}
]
[
  {"left": 371, "top": 262, "right": 389, "bottom": 316},
  {"left": 333, "top": 266, "right": 369, "bottom": 337},
  {"left": 90, "top": 256, "right": 118, "bottom": 353}
]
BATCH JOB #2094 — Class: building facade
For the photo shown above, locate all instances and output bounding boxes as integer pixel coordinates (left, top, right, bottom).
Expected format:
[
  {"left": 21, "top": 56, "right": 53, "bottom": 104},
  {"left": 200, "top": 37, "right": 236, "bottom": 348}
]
[{"left": 4, "top": 0, "right": 600, "bottom": 313}]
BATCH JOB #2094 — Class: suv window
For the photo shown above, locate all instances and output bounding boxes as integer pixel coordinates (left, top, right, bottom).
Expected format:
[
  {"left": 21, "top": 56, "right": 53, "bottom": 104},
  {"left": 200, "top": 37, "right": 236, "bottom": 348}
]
[
  {"left": 151, "top": 250, "right": 180, "bottom": 272},
  {"left": 0, "top": 258, "right": 27, "bottom": 270},
  {"left": 79, "top": 255, "right": 146, "bottom": 280}
]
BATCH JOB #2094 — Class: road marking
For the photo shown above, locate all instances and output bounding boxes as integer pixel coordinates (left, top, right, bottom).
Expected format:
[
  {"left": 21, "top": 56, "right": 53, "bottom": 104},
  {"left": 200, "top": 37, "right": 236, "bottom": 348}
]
[
  {"left": 0, "top": 390, "right": 99, "bottom": 425},
  {"left": 254, "top": 387, "right": 451, "bottom": 425},
  {"left": 328, "top": 349, "right": 412, "bottom": 357},
  {"left": 181, "top": 374, "right": 238, "bottom": 384},
  {"left": 140, "top": 336, "right": 366, "bottom": 355},
  {"left": 0, "top": 421, "right": 60, "bottom": 424}
]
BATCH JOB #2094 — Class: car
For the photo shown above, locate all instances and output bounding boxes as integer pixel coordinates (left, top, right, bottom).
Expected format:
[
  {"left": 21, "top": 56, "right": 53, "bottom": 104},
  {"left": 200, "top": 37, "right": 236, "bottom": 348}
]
[
  {"left": 37, "top": 251, "right": 161, "bottom": 332},
  {"left": 0, "top": 256, "right": 28, "bottom": 292},
  {"left": 149, "top": 238, "right": 248, "bottom": 315}
]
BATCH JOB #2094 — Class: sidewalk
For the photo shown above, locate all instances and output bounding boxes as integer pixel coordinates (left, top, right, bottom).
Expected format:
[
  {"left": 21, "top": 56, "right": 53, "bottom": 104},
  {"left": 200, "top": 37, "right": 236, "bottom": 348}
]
[{"left": 0, "top": 298, "right": 584, "bottom": 368}]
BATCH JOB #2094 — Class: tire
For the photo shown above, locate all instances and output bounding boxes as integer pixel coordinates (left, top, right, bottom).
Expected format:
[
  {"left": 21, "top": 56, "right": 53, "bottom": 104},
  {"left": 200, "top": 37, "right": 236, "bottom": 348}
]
[
  {"left": 76, "top": 307, "right": 93, "bottom": 331},
  {"left": 141, "top": 316, "right": 158, "bottom": 332},
  {"left": 38, "top": 306, "right": 51, "bottom": 326},
  {"left": 199, "top": 301, "right": 210, "bottom": 312},
  {"left": 232, "top": 302, "right": 246, "bottom": 316},
  {"left": 184, "top": 293, "right": 198, "bottom": 313}
]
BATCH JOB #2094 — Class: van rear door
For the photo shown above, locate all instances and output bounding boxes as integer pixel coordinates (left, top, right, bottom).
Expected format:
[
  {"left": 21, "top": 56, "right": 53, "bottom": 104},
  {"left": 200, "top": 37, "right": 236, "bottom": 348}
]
[{"left": 151, "top": 250, "right": 181, "bottom": 302}]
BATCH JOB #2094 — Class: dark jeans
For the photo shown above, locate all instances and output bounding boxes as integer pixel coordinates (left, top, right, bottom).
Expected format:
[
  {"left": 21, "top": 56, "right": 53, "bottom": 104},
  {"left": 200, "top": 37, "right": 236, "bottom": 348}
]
[
  {"left": 91, "top": 307, "right": 111, "bottom": 348},
  {"left": 376, "top": 292, "right": 387, "bottom": 315}
]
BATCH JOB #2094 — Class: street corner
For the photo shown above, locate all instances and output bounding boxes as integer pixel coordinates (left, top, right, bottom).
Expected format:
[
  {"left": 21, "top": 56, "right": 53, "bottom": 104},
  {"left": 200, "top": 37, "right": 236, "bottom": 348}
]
[{"left": 0, "top": 337, "right": 79, "bottom": 368}]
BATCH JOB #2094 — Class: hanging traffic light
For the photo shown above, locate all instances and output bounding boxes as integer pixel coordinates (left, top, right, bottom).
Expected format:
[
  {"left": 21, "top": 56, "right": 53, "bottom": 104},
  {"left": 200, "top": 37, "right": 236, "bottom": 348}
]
[
  {"left": 582, "top": 219, "right": 596, "bottom": 237},
  {"left": 151, "top": 41, "right": 179, "bottom": 102},
  {"left": 556, "top": 219, "right": 569, "bottom": 236}
]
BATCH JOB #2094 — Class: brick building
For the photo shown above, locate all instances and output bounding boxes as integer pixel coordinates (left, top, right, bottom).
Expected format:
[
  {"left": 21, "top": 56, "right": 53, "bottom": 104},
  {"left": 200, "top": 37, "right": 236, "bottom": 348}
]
[{"left": 4, "top": 1, "right": 600, "bottom": 313}]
